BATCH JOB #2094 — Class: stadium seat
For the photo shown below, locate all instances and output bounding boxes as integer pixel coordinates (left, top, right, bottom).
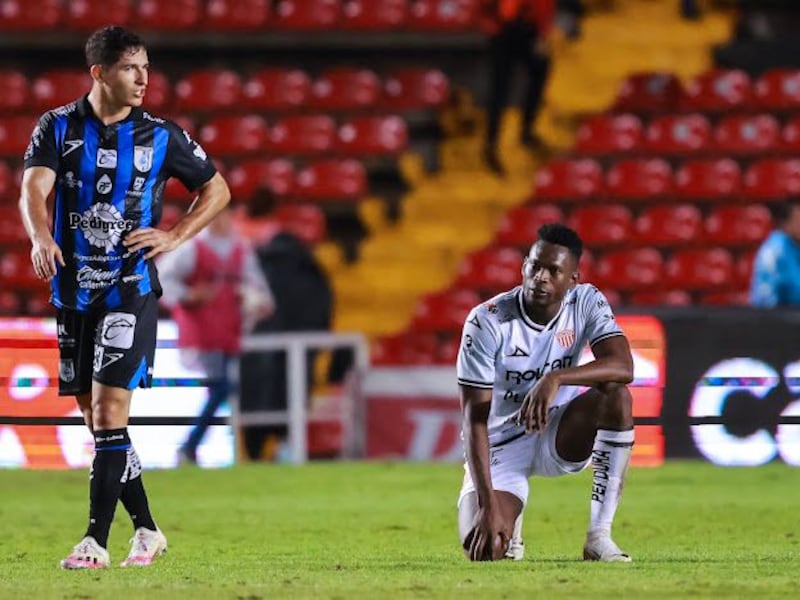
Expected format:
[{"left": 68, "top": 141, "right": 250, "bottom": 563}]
[
  {"left": 408, "top": 0, "right": 478, "bottom": 30},
  {"left": 342, "top": 0, "right": 407, "bottom": 29},
  {"left": 714, "top": 114, "right": 780, "bottom": 155},
  {"left": 270, "top": 204, "right": 327, "bottom": 245},
  {"left": 269, "top": 115, "right": 336, "bottom": 155},
  {"left": 454, "top": 247, "right": 524, "bottom": 294},
  {"left": 242, "top": 68, "right": 312, "bottom": 111},
  {"left": 593, "top": 248, "right": 664, "bottom": 291},
  {"left": 337, "top": 115, "right": 408, "bottom": 155},
  {"left": 203, "top": 0, "right": 270, "bottom": 29},
  {"left": 198, "top": 115, "right": 269, "bottom": 156},
  {"left": 0, "top": 160, "right": 11, "bottom": 199},
  {"left": 628, "top": 289, "right": 692, "bottom": 306},
  {"left": 665, "top": 248, "right": 734, "bottom": 290},
  {"left": 605, "top": 158, "right": 673, "bottom": 201},
  {"left": 136, "top": 0, "right": 201, "bottom": 29},
  {"left": 143, "top": 69, "right": 171, "bottom": 112},
  {"left": 494, "top": 204, "right": 565, "bottom": 247},
  {"left": 533, "top": 159, "right": 604, "bottom": 202},
  {"left": 0, "top": 206, "right": 28, "bottom": 244},
  {"left": 371, "top": 333, "right": 438, "bottom": 365},
  {"left": 64, "top": 0, "right": 130, "bottom": 30},
  {"left": 743, "top": 158, "right": 800, "bottom": 201},
  {"left": 613, "top": 72, "right": 682, "bottom": 114},
  {"left": 31, "top": 70, "right": 92, "bottom": 111},
  {"left": 780, "top": 116, "right": 800, "bottom": 153},
  {"left": 680, "top": 69, "right": 752, "bottom": 112},
  {"left": 0, "top": 291, "right": 19, "bottom": 315},
  {"left": 634, "top": 204, "right": 703, "bottom": 246},
  {"left": 574, "top": 114, "right": 644, "bottom": 155},
  {"left": 272, "top": 0, "right": 340, "bottom": 29},
  {"left": 0, "top": 0, "right": 60, "bottom": 30},
  {"left": 735, "top": 250, "right": 756, "bottom": 288},
  {"left": 568, "top": 205, "right": 633, "bottom": 247},
  {"left": 0, "top": 250, "right": 40, "bottom": 288},
  {"left": 754, "top": 69, "right": 800, "bottom": 111},
  {"left": 227, "top": 158, "right": 295, "bottom": 199},
  {"left": 0, "top": 115, "right": 39, "bottom": 157},
  {"left": 310, "top": 68, "right": 381, "bottom": 111},
  {"left": 292, "top": 159, "right": 367, "bottom": 201},
  {"left": 381, "top": 68, "right": 450, "bottom": 110},
  {"left": 411, "top": 288, "right": 481, "bottom": 333},
  {"left": 645, "top": 114, "right": 711, "bottom": 155},
  {"left": 436, "top": 335, "right": 460, "bottom": 365},
  {"left": 174, "top": 69, "right": 242, "bottom": 111},
  {"left": 0, "top": 70, "right": 28, "bottom": 113},
  {"left": 674, "top": 158, "right": 742, "bottom": 201},
  {"left": 704, "top": 205, "right": 772, "bottom": 246},
  {"left": 700, "top": 290, "right": 749, "bottom": 306}
]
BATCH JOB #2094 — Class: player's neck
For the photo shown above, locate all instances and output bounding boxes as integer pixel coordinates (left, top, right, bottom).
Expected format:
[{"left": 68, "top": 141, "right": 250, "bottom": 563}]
[
  {"left": 87, "top": 88, "right": 132, "bottom": 126},
  {"left": 522, "top": 300, "right": 560, "bottom": 326}
]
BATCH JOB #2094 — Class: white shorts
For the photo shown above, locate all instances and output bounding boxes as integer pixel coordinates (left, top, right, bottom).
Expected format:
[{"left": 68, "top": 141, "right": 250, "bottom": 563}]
[{"left": 457, "top": 403, "right": 590, "bottom": 508}]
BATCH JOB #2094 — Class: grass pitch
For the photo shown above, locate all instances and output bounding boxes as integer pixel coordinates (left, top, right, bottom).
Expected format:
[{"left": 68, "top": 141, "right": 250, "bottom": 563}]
[{"left": 0, "top": 461, "right": 797, "bottom": 599}]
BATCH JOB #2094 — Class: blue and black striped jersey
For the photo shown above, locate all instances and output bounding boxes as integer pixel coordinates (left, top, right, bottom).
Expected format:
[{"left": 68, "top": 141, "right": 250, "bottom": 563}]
[{"left": 23, "top": 95, "right": 216, "bottom": 312}]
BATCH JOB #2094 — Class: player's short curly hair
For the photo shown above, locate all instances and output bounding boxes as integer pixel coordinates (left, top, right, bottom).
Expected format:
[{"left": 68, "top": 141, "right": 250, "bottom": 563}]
[
  {"left": 85, "top": 26, "right": 145, "bottom": 68},
  {"left": 537, "top": 223, "right": 583, "bottom": 262}
]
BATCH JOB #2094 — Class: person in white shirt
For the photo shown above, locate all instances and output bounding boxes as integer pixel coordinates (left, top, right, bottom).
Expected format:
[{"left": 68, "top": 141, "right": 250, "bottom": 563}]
[{"left": 457, "top": 223, "right": 634, "bottom": 562}]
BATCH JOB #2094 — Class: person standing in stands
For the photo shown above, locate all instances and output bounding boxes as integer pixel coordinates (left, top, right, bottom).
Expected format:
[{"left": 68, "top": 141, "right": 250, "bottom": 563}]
[
  {"left": 750, "top": 198, "right": 800, "bottom": 308},
  {"left": 481, "top": 0, "right": 555, "bottom": 175},
  {"left": 158, "top": 203, "right": 274, "bottom": 465},
  {"left": 19, "top": 26, "right": 231, "bottom": 568}
]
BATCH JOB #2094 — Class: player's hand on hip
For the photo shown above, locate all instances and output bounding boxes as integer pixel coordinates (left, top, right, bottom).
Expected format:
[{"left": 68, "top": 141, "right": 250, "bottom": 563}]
[
  {"left": 517, "top": 373, "right": 560, "bottom": 433},
  {"left": 30, "top": 237, "right": 65, "bottom": 281},
  {"left": 124, "top": 228, "right": 180, "bottom": 259}
]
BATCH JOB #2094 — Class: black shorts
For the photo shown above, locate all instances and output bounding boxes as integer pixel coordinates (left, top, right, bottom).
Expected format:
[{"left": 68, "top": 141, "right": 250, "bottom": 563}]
[{"left": 56, "top": 293, "right": 158, "bottom": 396}]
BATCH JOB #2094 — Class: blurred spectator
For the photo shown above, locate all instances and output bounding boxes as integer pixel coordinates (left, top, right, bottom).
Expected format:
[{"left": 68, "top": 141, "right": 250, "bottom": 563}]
[
  {"left": 750, "top": 198, "right": 800, "bottom": 308},
  {"left": 480, "top": 0, "right": 555, "bottom": 175},
  {"left": 158, "top": 204, "right": 274, "bottom": 464},
  {"left": 681, "top": 0, "right": 701, "bottom": 20},
  {"left": 556, "top": 0, "right": 584, "bottom": 38}
]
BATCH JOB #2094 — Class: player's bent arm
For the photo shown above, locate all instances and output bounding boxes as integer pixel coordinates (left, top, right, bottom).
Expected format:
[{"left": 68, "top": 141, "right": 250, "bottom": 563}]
[
  {"left": 550, "top": 335, "right": 634, "bottom": 388},
  {"left": 19, "top": 167, "right": 64, "bottom": 279},
  {"left": 461, "top": 384, "right": 495, "bottom": 508}
]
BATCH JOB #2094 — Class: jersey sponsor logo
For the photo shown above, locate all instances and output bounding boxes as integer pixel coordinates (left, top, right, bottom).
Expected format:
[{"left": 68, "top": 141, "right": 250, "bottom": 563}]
[
  {"left": 68, "top": 203, "right": 135, "bottom": 252},
  {"left": 77, "top": 266, "right": 120, "bottom": 289},
  {"left": 556, "top": 329, "right": 575, "bottom": 349},
  {"left": 507, "top": 346, "right": 529, "bottom": 357},
  {"left": 93, "top": 346, "right": 125, "bottom": 372},
  {"left": 100, "top": 312, "right": 137, "bottom": 350},
  {"left": 96, "top": 148, "right": 117, "bottom": 168},
  {"left": 142, "top": 111, "right": 165, "bottom": 124},
  {"left": 193, "top": 144, "right": 208, "bottom": 161},
  {"left": 133, "top": 176, "right": 146, "bottom": 191},
  {"left": 59, "top": 359, "right": 75, "bottom": 383},
  {"left": 62, "top": 139, "right": 84, "bottom": 157},
  {"left": 134, "top": 146, "right": 153, "bottom": 171},
  {"left": 96, "top": 173, "right": 113, "bottom": 195},
  {"left": 468, "top": 314, "right": 481, "bottom": 329},
  {"left": 504, "top": 356, "right": 574, "bottom": 384},
  {"left": 63, "top": 171, "right": 82, "bottom": 189}
]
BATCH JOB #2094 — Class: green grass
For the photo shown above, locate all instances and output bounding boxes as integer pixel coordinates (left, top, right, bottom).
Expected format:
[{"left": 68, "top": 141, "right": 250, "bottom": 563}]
[{"left": 0, "top": 461, "right": 797, "bottom": 599}]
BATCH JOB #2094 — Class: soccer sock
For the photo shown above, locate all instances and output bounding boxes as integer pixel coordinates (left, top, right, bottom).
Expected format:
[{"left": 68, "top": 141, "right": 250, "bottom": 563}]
[
  {"left": 588, "top": 428, "right": 634, "bottom": 536},
  {"left": 511, "top": 513, "right": 523, "bottom": 542},
  {"left": 120, "top": 446, "right": 157, "bottom": 532},
  {"left": 85, "top": 428, "right": 130, "bottom": 548}
]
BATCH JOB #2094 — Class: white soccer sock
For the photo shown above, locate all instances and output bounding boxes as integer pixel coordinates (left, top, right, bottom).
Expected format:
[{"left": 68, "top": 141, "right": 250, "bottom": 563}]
[
  {"left": 588, "top": 428, "right": 634, "bottom": 536},
  {"left": 512, "top": 513, "right": 523, "bottom": 542}
]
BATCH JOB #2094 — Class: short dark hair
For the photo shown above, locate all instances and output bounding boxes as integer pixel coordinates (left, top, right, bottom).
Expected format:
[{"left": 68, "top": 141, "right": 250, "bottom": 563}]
[
  {"left": 537, "top": 223, "right": 583, "bottom": 262},
  {"left": 85, "top": 26, "right": 145, "bottom": 68},
  {"left": 771, "top": 197, "right": 800, "bottom": 226}
]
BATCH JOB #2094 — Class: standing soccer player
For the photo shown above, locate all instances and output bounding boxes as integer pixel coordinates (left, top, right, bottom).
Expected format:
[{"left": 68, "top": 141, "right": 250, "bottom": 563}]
[
  {"left": 19, "top": 26, "right": 231, "bottom": 569},
  {"left": 457, "top": 224, "right": 634, "bottom": 562}
]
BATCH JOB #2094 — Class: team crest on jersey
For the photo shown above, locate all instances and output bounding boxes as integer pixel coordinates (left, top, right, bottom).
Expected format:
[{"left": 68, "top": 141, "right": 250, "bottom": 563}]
[
  {"left": 134, "top": 146, "right": 153, "bottom": 171},
  {"left": 59, "top": 359, "right": 75, "bottom": 383},
  {"left": 556, "top": 329, "right": 575, "bottom": 349}
]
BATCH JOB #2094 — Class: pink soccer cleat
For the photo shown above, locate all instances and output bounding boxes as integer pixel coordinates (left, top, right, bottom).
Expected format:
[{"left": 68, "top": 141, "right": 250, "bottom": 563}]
[
  {"left": 60, "top": 536, "right": 110, "bottom": 570},
  {"left": 120, "top": 527, "right": 168, "bottom": 567}
]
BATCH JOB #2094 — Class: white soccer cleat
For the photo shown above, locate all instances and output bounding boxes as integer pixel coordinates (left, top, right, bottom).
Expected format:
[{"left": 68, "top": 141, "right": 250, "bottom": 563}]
[
  {"left": 583, "top": 532, "right": 632, "bottom": 562},
  {"left": 120, "top": 527, "right": 168, "bottom": 567},
  {"left": 504, "top": 538, "right": 525, "bottom": 561},
  {"left": 60, "top": 536, "right": 110, "bottom": 570}
]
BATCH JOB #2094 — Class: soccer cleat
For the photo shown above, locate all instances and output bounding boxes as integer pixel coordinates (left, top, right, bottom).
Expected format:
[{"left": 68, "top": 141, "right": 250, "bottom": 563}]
[
  {"left": 583, "top": 533, "right": 632, "bottom": 562},
  {"left": 120, "top": 527, "right": 168, "bottom": 567},
  {"left": 60, "top": 536, "right": 110, "bottom": 570},
  {"left": 504, "top": 538, "right": 525, "bottom": 561}
]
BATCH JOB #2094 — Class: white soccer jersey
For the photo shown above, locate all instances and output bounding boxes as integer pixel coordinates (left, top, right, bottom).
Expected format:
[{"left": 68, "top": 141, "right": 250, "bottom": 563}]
[{"left": 456, "top": 284, "right": 623, "bottom": 446}]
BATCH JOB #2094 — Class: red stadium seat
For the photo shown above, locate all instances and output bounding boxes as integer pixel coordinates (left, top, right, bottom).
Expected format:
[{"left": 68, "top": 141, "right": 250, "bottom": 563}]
[
  {"left": 454, "top": 247, "right": 524, "bottom": 293},
  {"left": 436, "top": 335, "right": 460, "bottom": 365},
  {"left": 674, "top": 158, "right": 742, "bottom": 201},
  {"left": 408, "top": 0, "right": 478, "bottom": 30},
  {"left": 342, "top": 0, "right": 407, "bottom": 29},
  {"left": 742, "top": 159, "right": 800, "bottom": 201},
  {"left": 494, "top": 204, "right": 565, "bottom": 247},
  {"left": 645, "top": 114, "right": 711, "bottom": 155},
  {"left": 700, "top": 290, "right": 749, "bottom": 306},
  {"left": 613, "top": 72, "right": 682, "bottom": 114},
  {"left": 371, "top": 333, "right": 438, "bottom": 365},
  {"left": 174, "top": 69, "right": 242, "bottom": 111},
  {"left": 411, "top": 288, "right": 481, "bottom": 333},
  {"left": 704, "top": 205, "right": 772, "bottom": 246},
  {"left": 714, "top": 114, "right": 780, "bottom": 155},
  {"left": 337, "top": 115, "right": 408, "bottom": 155},
  {"left": 568, "top": 205, "right": 633, "bottom": 247},
  {"left": 273, "top": 204, "right": 327, "bottom": 245},
  {"left": 242, "top": 68, "right": 311, "bottom": 111},
  {"left": 381, "top": 68, "right": 450, "bottom": 110},
  {"left": 0, "top": 0, "right": 60, "bottom": 30},
  {"left": 754, "top": 69, "right": 800, "bottom": 111},
  {"left": 594, "top": 248, "right": 664, "bottom": 291},
  {"left": 680, "top": 69, "right": 752, "bottom": 112},
  {"left": 0, "top": 70, "right": 28, "bottom": 112},
  {"left": 628, "top": 289, "right": 692, "bottom": 306},
  {"left": 310, "top": 68, "right": 381, "bottom": 111},
  {"left": 0, "top": 160, "right": 11, "bottom": 199},
  {"left": 64, "top": 0, "right": 130, "bottom": 30},
  {"left": 0, "top": 205, "right": 28, "bottom": 244},
  {"left": 143, "top": 69, "right": 171, "bottom": 112},
  {"left": 574, "top": 114, "right": 644, "bottom": 155},
  {"left": 0, "top": 291, "right": 20, "bottom": 315},
  {"left": 605, "top": 158, "right": 673, "bottom": 201},
  {"left": 0, "top": 115, "right": 39, "bottom": 157},
  {"left": 203, "top": 0, "right": 270, "bottom": 29},
  {"left": 634, "top": 204, "right": 703, "bottom": 246},
  {"left": 780, "top": 116, "right": 800, "bottom": 152},
  {"left": 136, "top": 0, "right": 201, "bottom": 29},
  {"left": 31, "top": 70, "right": 92, "bottom": 111},
  {"left": 269, "top": 115, "right": 336, "bottom": 155},
  {"left": 665, "top": 248, "right": 734, "bottom": 290},
  {"left": 272, "top": 0, "right": 340, "bottom": 29},
  {"left": 0, "top": 250, "right": 40, "bottom": 289},
  {"left": 533, "top": 159, "right": 603, "bottom": 202},
  {"left": 735, "top": 250, "right": 756, "bottom": 288},
  {"left": 292, "top": 159, "right": 367, "bottom": 201},
  {"left": 227, "top": 158, "right": 295, "bottom": 199},
  {"left": 198, "top": 115, "right": 269, "bottom": 156}
]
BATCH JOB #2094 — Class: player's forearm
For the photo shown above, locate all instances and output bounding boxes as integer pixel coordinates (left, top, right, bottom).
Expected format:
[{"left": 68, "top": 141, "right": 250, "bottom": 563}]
[
  {"left": 19, "top": 191, "right": 53, "bottom": 244},
  {"left": 169, "top": 173, "right": 231, "bottom": 246},
  {"left": 551, "top": 356, "right": 634, "bottom": 388},
  {"left": 463, "top": 417, "right": 495, "bottom": 509}
]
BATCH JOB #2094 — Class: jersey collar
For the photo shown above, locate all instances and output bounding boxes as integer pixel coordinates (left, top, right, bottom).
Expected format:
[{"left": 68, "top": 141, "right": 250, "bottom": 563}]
[
  {"left": 516, "top": 286, "right": 573, "bottom": 331},
  {"left": 78, "top": 94, "right": 143, "bottom": 125}
]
